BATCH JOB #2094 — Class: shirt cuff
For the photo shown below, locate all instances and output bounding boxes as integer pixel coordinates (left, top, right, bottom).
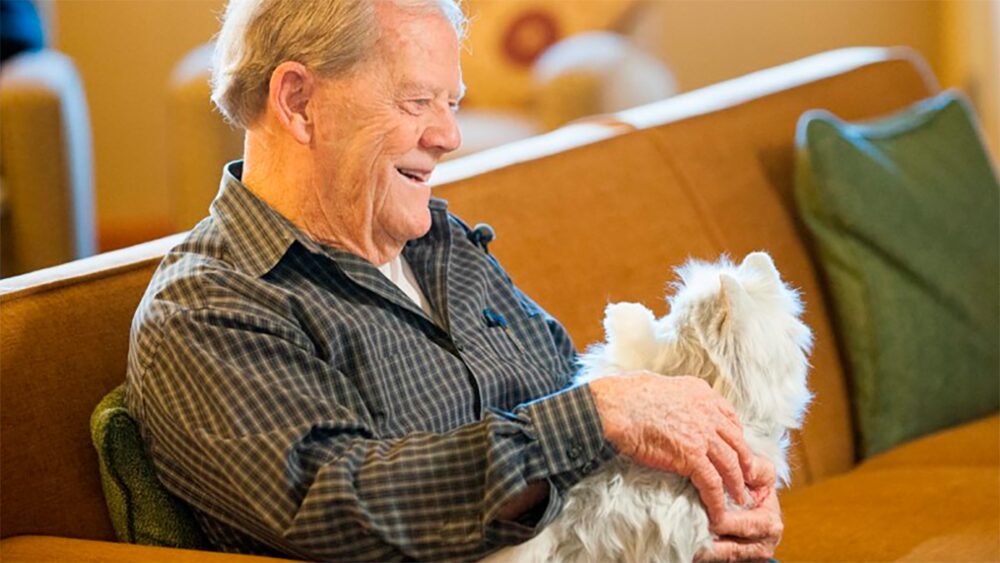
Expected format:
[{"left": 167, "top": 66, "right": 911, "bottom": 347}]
[{"left": 518, "top": 383, "right": 610, "bottom": 479}]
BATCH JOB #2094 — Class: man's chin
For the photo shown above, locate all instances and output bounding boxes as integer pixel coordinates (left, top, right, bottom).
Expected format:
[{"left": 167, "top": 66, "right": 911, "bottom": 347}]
[
  {"left": 408, "top": 215, "right": 434, "bottom": 241},
  {"left": 389, "top": 210, "right": 434, "bottom": 245}
]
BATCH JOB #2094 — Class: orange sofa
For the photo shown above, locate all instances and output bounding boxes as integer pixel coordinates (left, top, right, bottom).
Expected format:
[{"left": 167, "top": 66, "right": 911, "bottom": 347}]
[{"left": 2, "top": 47, "right": 997, "bottom": 561}]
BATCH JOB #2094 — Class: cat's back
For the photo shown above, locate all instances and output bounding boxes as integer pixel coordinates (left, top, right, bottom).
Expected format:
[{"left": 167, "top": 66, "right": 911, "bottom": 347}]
[{"left": 550, "top": 459, "right": 712, "bottom": 562}]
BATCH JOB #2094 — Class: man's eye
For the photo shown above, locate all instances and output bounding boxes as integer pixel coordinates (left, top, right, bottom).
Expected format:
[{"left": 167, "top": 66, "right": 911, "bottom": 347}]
[
  {"left": 449, "top": 101, "right": 460, "bottom": 113},
  {"left": 402, "top": 99, "right": 432, "bottom": 115}
]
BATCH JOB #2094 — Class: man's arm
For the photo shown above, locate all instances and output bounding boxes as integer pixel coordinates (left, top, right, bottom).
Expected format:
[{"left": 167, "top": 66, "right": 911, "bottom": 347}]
[{"left": 131, "top": 305, "right": 608, "bottom": 561}]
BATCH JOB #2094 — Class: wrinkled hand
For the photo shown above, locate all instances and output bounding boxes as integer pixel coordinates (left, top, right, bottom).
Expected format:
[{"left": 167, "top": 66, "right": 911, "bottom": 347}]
[
  {"left": 696, "top": 466, "right": 783, "bottom": 562},
  {"left": 589, "top": 373, "right": 766, "bottom": 524}
]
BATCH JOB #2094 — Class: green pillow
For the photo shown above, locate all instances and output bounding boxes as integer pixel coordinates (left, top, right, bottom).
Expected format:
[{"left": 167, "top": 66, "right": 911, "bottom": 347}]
[
  {"left": 795, "top": 91, "right": 999, "bottom": 459},
  {"left": 90, "top": 385, "right": 207, "bottom": 548}
]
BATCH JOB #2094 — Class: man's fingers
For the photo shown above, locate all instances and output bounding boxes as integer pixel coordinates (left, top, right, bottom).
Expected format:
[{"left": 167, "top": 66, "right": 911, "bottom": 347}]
[
  {"left": 689, "top": 457, "right": 727, "bottom": 524},
  {"left": 712, "top": 505, "right": 783, "bottom": 539},
  {"left": 707, "top": 438, "right": 748, "bottom": 505},
  {"left": 746, "top": 455, "right": 777, "bottom": 490},
  {"left": 716, "top": 400, "right": 741, "bottom": 426},
  {"left": 716, "top": 418, "right": 755, "bottom": 480},
  {"left": 701, "top": 538, "right": 772, "bottom": 562}
]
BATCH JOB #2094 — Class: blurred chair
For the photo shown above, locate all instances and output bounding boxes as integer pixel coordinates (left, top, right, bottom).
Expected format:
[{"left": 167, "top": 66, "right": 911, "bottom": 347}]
[
  {"left": 447, "top": 30, "right": 674, "bottom": 160},
  {"left": 448, "top": 0, "right": 675, "bottom": 159},
  {"left": 459, "top": 0, "right": 638, "bottom": 111},
  {"left": 0, "top": 48, "right": 96, "bottom": 276},
  {"left": 532, "top": 31, "right": 676, "bottom": 131},
  {"left": 167, "top": 43, "right": 243, "bottom": 231}
]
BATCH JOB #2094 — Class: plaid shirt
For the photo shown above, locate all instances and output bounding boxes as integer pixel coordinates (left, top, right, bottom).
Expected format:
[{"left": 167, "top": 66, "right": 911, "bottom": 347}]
[{"left": 126, "top": 162, "right": 613, "bottom": 561}]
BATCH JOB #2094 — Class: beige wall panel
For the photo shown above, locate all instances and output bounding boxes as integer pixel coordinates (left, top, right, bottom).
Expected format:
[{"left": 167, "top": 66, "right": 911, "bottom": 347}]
[
  {"left": 941, "top": 0, "right": 999, "bottom": 162},
  {"left": 630, "top": 0, "right": 942, "bottom": 93},
  {"left": 53, "top": 0, "right": 224, "bottom": 245}
]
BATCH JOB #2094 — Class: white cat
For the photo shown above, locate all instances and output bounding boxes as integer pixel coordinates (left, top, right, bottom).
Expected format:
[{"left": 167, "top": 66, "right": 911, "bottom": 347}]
[{"left": 486, "top": 252, "right": 813, "bottom": 563}]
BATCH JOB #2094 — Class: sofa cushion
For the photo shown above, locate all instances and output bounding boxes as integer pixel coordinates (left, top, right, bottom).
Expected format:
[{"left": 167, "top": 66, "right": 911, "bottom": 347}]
[
  {"left": 778, "top": 467, "right": 999, "bottom": 561},
  {"left": 0, "top": 535, "right": 292, "bottom": 562},
  {"left": 778, "top": 414, "right": 1000, "bottom": 561},
  {"left": 90, "top": 385, "right": 206, "bottom": 548},
  {"left": 795, "top": 91, "right": 1000, "bottom": 458},
  {"left": 858, "top": 413, "right": 998, "bottom": 472}
]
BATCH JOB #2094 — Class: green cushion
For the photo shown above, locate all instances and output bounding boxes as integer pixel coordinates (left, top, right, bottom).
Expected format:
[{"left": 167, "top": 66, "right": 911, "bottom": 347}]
[
  {"left": 90, "top": 385, "right": 207, "bottom": 548},
  {"left": 795, "top": 91, "right": 1000, "bottom": 459}
]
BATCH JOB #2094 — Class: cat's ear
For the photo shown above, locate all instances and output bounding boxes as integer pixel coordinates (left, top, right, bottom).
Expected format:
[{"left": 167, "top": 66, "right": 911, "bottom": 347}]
[
  {"left": 720, "top": 273, "right": 749, "bottom": 313},
  {"left": 740, "top": 252, "right": 781, "bottom": 285},
  {"left": 716, "top": 274, "right": 749, "bottom": 335}
]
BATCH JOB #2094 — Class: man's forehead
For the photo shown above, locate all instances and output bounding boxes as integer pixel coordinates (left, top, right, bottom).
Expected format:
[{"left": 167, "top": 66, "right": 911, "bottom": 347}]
[{"left": 372, "top": 3, "right": 464, "bottom": 99}]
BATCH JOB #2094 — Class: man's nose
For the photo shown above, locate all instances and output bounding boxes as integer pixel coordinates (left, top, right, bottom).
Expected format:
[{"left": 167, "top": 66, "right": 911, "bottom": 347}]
[{"left": 421, "top": 107, "right": 462, "bottom": 154}]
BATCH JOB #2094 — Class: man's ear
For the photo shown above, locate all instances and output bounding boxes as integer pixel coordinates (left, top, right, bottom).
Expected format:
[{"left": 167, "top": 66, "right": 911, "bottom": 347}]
[{"left": 267, "top": 61, "right": 315, "bottom": 145}]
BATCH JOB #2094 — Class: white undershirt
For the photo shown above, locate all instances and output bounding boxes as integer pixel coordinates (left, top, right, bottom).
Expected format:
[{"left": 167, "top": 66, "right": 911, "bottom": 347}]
[{"left": 377, "top": 255, "right": 435, "bottom": 319}]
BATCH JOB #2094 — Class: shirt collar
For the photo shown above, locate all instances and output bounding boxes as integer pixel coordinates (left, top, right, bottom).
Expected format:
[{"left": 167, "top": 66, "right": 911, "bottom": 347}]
[{"left": 210, "top": 160, "right": 450, "bottom": 278}]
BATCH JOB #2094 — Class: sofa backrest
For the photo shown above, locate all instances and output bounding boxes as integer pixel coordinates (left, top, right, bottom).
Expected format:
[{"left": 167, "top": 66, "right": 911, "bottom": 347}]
[
  {"left": 1, "top": 234, "right": 184, "bottom": 540},
  {"left": 434, "top": 47, "right": 937, "bottom": 485},
  {"left": 0, "top": 48, "right": 935, "bottom": 541}
]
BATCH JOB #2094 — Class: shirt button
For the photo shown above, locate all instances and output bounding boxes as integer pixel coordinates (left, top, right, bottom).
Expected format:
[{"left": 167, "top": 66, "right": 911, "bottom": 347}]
[
  {"left": 567, "top": 441, "right": 582, "bottom": 460},
  {"left": 454, "top": 341, "right": 466, "bottom": 352}
]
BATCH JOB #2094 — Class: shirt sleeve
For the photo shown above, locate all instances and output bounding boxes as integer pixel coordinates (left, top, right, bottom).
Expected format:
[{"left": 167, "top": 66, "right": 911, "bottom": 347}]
[{"left": 130, "top": 301, "right": 610, "bottom": 561}]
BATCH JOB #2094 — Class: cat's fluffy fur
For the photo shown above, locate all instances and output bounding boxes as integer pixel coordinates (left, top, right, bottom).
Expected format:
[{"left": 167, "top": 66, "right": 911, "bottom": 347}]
[{"left": 487, "top": 252, "right": 813, "bottom": 562}]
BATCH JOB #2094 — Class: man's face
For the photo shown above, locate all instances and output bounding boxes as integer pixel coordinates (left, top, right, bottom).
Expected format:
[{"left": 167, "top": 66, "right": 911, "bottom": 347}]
[{"left": 307, "top": 4, "right": 463, "bottom": 255}]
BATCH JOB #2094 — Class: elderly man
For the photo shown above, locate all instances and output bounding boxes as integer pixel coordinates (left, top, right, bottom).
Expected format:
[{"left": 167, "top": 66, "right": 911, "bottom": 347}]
[{"left": 126, "top": 0, "right": 782, "bottom": 560}]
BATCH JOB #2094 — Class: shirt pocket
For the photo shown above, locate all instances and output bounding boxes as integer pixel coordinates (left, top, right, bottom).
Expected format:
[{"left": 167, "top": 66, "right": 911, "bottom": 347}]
[
  {"left": 509, "top": 298, "right": 568, "bottom": 374},
  {"left": 481, "top": 298, "right": 572, "bottom": 398},
  {"left": 481, "top": 320, "right": 529, "bottom": 360}
]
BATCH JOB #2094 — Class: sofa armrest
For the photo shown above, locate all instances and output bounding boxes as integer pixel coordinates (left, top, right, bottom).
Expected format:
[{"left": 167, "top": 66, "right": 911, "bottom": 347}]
[{"left": 0, "top": 536, "right": 299, "bottom": 563}]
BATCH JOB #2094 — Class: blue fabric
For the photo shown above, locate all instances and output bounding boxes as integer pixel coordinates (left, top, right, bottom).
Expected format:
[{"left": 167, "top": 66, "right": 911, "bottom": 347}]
[{"left": 0, "top": 0, "right": 45, "bottom": 63}]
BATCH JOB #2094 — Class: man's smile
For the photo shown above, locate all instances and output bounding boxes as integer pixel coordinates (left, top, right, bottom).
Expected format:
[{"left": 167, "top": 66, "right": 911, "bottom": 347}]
[{"left": 395, "top": 166, "right": 432, "bottom": 185}]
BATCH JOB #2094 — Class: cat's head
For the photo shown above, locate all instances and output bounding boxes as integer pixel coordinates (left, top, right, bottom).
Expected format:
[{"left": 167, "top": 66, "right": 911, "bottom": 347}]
[{"left": 666, "top": 252, "right": 814, "bottom": 432}]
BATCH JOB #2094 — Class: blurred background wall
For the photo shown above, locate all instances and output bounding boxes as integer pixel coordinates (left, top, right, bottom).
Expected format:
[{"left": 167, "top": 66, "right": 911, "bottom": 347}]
[
  {"left": 12, "top": 0, "right": 1000, "bottom": 255},
  {"left": 50, "top": 0, "right": 225, "bottom": 250}
]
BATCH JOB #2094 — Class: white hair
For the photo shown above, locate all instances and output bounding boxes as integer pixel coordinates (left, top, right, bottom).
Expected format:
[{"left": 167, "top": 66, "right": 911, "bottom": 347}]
[{"left": 211, "top": 0, "right": 466, "bottom": 129}]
